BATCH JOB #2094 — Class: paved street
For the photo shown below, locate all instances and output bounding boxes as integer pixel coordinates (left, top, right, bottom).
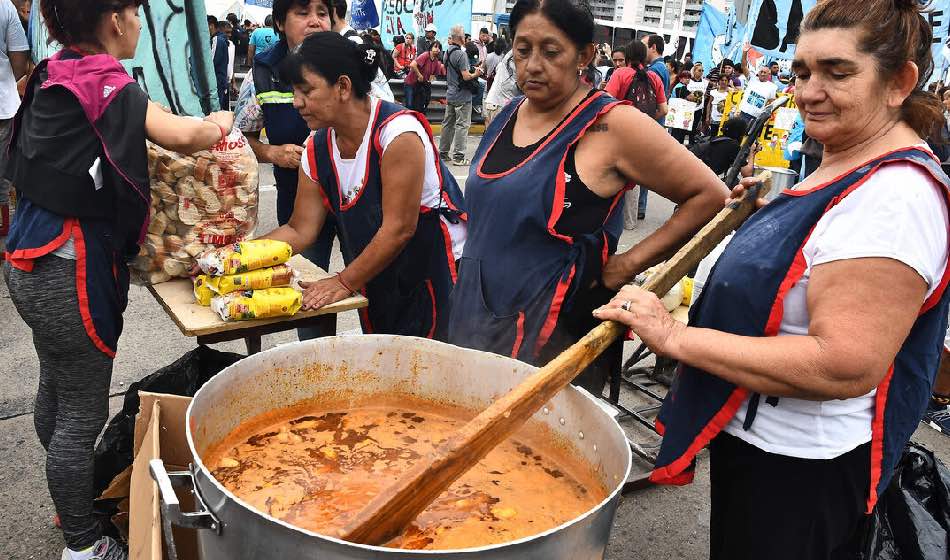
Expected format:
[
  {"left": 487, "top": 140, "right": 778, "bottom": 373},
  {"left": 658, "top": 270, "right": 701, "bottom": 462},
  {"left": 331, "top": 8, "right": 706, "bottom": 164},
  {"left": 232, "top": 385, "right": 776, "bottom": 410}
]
[{"left": 2, "top": 136, "right": 949, "bottom": 559}]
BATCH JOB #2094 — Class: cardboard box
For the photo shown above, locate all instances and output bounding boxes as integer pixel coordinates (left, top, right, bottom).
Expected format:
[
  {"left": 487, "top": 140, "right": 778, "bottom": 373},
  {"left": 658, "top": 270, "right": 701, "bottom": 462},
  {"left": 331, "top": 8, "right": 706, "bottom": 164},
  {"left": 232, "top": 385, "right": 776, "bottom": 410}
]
[{"left": 115, "top": 392, "right": 199, "bottom": 560}]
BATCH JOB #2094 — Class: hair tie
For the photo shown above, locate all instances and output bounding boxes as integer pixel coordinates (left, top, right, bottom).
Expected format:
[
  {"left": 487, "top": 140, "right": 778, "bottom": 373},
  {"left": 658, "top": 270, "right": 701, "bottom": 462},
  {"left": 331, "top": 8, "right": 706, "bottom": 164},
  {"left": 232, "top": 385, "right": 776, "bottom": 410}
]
[{"left": 363, "top": 47, "right": 376, "bottom": 65}]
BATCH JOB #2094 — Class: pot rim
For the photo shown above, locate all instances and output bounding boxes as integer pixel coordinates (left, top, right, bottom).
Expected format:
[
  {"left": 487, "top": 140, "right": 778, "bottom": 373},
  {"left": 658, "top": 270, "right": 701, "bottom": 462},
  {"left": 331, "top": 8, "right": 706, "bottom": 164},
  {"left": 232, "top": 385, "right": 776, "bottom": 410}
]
[{"left": 185, "top": 335, "right": 633, "bottom": 555}]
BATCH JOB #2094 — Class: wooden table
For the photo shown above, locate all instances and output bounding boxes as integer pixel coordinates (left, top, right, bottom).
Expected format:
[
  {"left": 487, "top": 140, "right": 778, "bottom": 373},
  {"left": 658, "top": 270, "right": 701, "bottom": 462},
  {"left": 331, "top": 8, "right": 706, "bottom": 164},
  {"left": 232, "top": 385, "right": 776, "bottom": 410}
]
[{"left": 146, "top": 254, "right": 368, "bottom": 354}]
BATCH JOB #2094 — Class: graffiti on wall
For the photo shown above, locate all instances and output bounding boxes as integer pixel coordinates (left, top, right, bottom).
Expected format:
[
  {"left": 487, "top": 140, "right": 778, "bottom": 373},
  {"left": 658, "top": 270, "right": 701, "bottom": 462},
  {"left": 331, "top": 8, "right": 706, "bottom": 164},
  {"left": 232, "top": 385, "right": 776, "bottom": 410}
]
[{"left": 31, "top": 0, "right": 219, "bottom": 115}]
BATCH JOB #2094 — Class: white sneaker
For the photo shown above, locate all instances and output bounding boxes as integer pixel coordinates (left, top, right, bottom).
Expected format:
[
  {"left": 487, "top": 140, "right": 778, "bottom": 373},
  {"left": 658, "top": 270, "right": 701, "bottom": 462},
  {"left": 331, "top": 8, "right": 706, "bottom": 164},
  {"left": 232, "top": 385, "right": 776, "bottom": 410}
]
[{"left": 62, "top": 536, "right": 128, "bottom": 560}]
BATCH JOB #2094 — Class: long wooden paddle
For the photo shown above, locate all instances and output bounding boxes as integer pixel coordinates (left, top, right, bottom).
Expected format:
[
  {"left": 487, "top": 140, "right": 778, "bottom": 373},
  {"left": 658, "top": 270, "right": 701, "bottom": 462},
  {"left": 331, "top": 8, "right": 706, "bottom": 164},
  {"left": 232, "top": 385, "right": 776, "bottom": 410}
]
[{"left": 339, "top": 172, "right": 774, "bottom": 545}]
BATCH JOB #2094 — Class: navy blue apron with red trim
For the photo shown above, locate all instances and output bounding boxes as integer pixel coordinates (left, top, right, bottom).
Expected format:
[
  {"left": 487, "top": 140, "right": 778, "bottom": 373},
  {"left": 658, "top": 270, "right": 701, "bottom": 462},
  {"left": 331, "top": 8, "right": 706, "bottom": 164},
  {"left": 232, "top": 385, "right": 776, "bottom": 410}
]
[
  {"left": 446, "top": 91, "right": 628, "bottom": 365},
  {"left": 652, "top": 148, "right": 950, "bottom": 511},
  {"left": 4, "top": 51, "right": 150, "bottom": 358},
  {"left": 306, "top": 100, "right": 465, "bottom": 338}
]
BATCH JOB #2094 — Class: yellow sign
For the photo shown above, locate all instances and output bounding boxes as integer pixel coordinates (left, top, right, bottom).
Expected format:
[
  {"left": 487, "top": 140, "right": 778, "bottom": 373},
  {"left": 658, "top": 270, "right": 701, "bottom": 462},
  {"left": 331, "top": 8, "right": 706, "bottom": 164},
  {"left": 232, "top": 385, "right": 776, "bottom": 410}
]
[{"left": 717, "top": 92, "right": 797, "bottom": 169}]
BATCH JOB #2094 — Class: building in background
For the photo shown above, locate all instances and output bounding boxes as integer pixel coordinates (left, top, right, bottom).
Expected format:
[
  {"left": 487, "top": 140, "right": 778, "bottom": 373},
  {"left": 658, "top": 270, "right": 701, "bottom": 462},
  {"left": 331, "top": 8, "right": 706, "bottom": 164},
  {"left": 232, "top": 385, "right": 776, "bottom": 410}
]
[
  {"left": 505, "top": 0, "right": 620, "bottom": 20},
  {"left": 624, "top": 0, "right": 703, "bottom": 35}
]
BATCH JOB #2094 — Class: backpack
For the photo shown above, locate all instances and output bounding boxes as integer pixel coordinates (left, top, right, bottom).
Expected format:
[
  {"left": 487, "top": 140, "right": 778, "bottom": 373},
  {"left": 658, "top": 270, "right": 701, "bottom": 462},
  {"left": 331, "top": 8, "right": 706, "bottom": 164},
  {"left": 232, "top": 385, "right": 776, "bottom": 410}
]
[
  {"left": 623, "top": 68, "right": 658, "bottom": 119},
  {"left": 447, "top": 45, "right": 479, "bottom": 94}
]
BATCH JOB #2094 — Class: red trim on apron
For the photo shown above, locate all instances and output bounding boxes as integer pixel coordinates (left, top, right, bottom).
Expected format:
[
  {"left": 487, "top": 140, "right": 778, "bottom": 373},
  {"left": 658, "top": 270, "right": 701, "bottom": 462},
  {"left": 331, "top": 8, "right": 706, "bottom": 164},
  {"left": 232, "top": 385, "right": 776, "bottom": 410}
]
[
  {"left": 438, "top": 218, "right": 458, "bottom": 283},
  {"left": 358, "top": 287, "right": 373, "bottom": 334},
  {"left": 4, "top": 217, "right": 75, "bottom": 271},
  {"left": 330, "top": 100, "right": 382, "bottom": 211},
  {"left": 305, "top": 137, "right": 334, "bottom": 212},
  {"left": 866, "top": 365, "right": 894, "bottom": 513},
  {"left": 650, "top": 387, "right": 750, "bottom": 484},
  {"left": 534, "top": 264, "right": 577, "bottom": 357},
  {"left": 425, "top": 279, "right": 437, "bottom": 339},
  {"left": 783, "top": 147, "right": 940, "bottom": 197},
  {"left": 546, "top": 100, "right": 629, "bottom": 244},
  {"left": 511, "top": 312, "right": 526, "bottom": 358},
  {"left": 72, "top": 222, "right": 117, "bottom": 359},
  {"left": 475, "top": 93, "right": 607, "bottom": 180}
]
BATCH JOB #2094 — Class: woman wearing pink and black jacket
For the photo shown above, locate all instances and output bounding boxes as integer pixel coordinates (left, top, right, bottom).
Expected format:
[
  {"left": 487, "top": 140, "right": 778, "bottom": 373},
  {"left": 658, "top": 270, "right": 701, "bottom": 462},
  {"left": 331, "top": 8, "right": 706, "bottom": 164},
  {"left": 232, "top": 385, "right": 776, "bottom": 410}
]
[{"left": 2, "top": 1, "right": 231, "bottom": 558}]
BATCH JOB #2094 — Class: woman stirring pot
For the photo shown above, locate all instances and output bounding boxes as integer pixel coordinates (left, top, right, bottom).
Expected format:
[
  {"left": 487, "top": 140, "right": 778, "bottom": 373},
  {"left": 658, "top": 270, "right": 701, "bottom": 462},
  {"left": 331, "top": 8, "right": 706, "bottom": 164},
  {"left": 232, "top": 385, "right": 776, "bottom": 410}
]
[
  {"left": 261, "top": 32, "right": 465, "bottom": 337},
  {"left": 446, "top": 0, "right": 728, "bottom": 393},
  {"left": 597, "top": 0, "right": 950, "bottom": 556}
]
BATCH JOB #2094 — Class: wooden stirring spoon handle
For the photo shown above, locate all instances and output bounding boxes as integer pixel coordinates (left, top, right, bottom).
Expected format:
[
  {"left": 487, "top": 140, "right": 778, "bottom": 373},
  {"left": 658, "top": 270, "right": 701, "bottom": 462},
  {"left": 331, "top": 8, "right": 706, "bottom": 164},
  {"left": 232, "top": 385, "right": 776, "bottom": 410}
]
[{"left": 340, "top": 172, "right": 773, "bottom": 546}]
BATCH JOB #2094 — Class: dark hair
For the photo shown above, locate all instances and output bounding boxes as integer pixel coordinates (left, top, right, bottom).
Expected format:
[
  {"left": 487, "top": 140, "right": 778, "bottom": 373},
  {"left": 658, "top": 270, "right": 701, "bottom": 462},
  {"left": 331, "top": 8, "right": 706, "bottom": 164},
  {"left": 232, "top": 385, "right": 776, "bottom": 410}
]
[
  {"left": 480, "top": 27, "right": 489, "bottom": 34},
  {"left": 625, "top": 40, "right": 647, "bottom": 67},
  {"left": 645, "top": 34, "right": 664, "bottom": 55},
  {"left": 611, "top": 47, "right": 624, "bottom": 56},
  {"left": 509, "top": 0, "right": 595, "bottom": 51},
  {"left": 331, "top": 0, "right": 346, "bottom": 21},
  {"left": 465, "top": 41, "right": 478, "bottom": 59},
  {"left": 668, "top": 59, "right": 682, "bottom": 74},
  {"left": 226, "top": 13, "right": 238, "bottom": 24},
  {"left": 494, "top": 38, "right": 507, "bottom": 55},
  {"left": 244, "top": 19, "right": 252, "bottom": 26},
  {"left": 802, "top": 0, "right": 940, "bottom": 138},
  {"left": 769, "top": 61, "right": 779, "bottom": 67},
  {"left": 265, "top": 14, "right": 274, "bottom": 27},
  {"left": 281, "top": 31, "right": 378, "bottom": 98},
  {"left": 430, "top": 39, "right": 442, "bottom": 52},
  {"left": 677, "top": 70, "right": 691, "bottom": 81},
  {"left": 273, "top": 0, "right": 334, "bottom": 35},
  {"left": 41, "top": 0, "right": 143, "bottom": 46},
  {"left": 722, "top": 117, "right": 748, "bottom": 140},
  {"left": 207, "top": 15, "right": 218, "bottom": 25}
]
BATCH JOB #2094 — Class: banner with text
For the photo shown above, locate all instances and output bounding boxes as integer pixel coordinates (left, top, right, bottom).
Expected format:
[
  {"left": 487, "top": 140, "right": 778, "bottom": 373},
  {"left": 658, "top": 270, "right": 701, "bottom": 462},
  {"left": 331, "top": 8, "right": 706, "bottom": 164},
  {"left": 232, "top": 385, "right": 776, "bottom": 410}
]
[{"left": 381, "top": 0, "right": 471, "bottom": 49}]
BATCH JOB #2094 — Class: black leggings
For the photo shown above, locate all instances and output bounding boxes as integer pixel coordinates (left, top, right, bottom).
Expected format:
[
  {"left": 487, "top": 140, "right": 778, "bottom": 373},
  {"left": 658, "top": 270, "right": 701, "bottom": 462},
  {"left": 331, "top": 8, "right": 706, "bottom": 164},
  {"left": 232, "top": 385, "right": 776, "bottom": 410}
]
[
  {"left": 5, "top": 255, "right": 114, "bottom": 550},
  {"left": 709, "top": 432, "right": 870, "bottom": 560}
]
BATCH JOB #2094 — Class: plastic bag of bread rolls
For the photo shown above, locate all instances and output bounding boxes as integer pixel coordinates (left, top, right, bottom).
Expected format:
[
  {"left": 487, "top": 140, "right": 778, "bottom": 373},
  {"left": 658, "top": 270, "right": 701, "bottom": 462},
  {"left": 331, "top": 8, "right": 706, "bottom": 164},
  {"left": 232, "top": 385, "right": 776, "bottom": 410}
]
[
  {"left": 205, "top": 264, "right": 298, "bottom": 296},
  {"left": 196, "top": 239, "right": 292, "bottom": 277},
  {"left": 211, "top": 288, "right": 303, "bottom": 321},
  {"left": 134, "top": 127, "right": 259, "bottom": 284}
]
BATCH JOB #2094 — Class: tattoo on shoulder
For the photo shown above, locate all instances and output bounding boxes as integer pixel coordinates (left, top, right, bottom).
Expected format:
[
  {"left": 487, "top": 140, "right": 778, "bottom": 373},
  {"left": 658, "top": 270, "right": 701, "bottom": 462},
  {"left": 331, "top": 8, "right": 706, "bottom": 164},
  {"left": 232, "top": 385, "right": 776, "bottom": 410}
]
[{"left": 589, "top": 123, "right": 608, "bottom": 132}]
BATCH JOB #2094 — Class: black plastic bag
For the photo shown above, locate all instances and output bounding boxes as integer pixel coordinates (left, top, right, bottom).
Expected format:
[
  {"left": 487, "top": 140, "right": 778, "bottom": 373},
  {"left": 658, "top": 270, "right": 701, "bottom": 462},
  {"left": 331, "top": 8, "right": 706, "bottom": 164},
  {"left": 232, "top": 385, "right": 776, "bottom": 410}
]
[
  {"left": 858, "top": 442, "right": 950, "bottom": 559},
  {"left": 93, "top": 345, "right": 243, "bottom": 495}
]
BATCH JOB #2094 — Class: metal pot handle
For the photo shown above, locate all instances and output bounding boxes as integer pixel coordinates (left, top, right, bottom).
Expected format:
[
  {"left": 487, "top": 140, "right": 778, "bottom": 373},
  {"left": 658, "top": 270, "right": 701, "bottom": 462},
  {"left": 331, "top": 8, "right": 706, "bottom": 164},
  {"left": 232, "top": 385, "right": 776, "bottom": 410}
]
[{"left": 149, "top": 459, "right": 222, "bottom": 560}]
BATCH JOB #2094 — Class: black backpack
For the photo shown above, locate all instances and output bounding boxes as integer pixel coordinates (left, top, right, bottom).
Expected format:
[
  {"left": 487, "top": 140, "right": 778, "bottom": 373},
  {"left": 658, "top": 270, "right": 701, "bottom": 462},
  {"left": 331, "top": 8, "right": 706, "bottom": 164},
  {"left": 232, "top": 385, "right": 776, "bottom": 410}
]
[
  {"left": 623, "top": 68, "right": 659, "bottom": 119},
  {"left": 447, "top": 45, "right": 479, "bottom": 94}
]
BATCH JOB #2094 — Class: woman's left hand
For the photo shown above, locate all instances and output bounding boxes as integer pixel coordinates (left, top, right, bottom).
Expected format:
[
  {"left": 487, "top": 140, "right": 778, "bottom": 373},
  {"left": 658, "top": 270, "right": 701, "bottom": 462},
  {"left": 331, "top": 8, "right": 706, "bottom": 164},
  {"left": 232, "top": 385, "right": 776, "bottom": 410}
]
[
  {"left": 593, "top": 285, "right": 685, "bottom": 357},
  {"left": 299, "top": 277, "right": 352, "bottom": 311}
]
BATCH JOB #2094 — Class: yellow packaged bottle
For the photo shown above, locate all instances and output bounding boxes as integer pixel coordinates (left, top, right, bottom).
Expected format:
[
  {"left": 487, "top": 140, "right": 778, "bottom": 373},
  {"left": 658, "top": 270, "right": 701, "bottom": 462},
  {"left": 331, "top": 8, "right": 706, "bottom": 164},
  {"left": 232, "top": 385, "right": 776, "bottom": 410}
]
[
  {"left": 198, "top": 239, "right": 293, "bottom": 276},
  {"left": 211, "top": 288, "right": 303, "bottom": 321},
  {"left": 206, "top": 264, "right": 297, "bottom": 295}
]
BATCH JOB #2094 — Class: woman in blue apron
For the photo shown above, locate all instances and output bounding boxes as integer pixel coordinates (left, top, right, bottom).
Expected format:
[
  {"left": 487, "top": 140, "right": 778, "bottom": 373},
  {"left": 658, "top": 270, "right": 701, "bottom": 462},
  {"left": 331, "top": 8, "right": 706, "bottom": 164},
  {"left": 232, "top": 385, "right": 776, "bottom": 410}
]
[
  {"left": 446, "top": 0, "right": 729, "bottom": 394},
  {"left": 260, "top": 32, "right": 465, "bottom": 338},
  {"left": 596, "top": 1, "right": 950, "bottom": 557},
  {"left": 2, "top": 2, "right": 233, "bottom": 558},
  {"left": 232, "top": 0, "right": 335, "bottom": 340}
]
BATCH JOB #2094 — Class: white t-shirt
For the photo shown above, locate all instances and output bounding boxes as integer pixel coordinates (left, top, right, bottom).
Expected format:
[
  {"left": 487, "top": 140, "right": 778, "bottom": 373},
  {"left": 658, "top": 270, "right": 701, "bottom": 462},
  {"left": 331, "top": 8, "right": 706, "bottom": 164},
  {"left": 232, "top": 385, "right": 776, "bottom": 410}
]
[
  {"left": 0, "top": 0, "right": 29, "bottom": 119},
  {"left": 738, "top": 78, "right": 777, "bottom": 117},
  {"left": 709, "top": 89, "right": 729, "bottom": 124},
  {"left": 303, "top": 97, "right": 466, "bottom": 259},
  {"left": 713, "top": 158, "right": 949, "bottom": 459}
]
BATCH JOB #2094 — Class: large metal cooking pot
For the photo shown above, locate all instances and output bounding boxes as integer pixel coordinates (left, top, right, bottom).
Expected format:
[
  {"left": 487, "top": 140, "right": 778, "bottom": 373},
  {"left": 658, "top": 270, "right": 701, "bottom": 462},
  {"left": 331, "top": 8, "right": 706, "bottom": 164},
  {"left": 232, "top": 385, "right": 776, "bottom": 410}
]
[
  {"left": 151, "top": 335, "right": 632, "bottom": 559},
  {"left": 754, "top": 166, "right": 799, "bottom": 197}
]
